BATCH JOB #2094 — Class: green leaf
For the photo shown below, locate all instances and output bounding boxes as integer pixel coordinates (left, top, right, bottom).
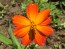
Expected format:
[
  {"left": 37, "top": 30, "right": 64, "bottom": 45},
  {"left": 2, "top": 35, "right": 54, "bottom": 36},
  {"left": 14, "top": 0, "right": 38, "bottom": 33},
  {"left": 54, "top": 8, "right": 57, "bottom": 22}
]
[
  {"left": 0, "top": 31, "right": 12, "bottom": 45},
  {"left": 0, "top": 16, "right": 2, "bottom": 18},
  {"left": 51, "top": 9, "right": 62, "bottom": 15},
  {"left": 0, "top": 3, "right": 4, "bottom": 8},
  {"left": 41, "top": 0, "right": 48, "bottom": 2},
  {"left": 39, "top": 3, "right": 56, "bottom": 11},
  {"left": 8, "top": 25, "right": 25, "bottom": 49},
  {"left": 63, "top": 22, "right": 65, "bottom": 28},
  {"left": 62, "top": 2, "right": 65, "bottom": 6}
]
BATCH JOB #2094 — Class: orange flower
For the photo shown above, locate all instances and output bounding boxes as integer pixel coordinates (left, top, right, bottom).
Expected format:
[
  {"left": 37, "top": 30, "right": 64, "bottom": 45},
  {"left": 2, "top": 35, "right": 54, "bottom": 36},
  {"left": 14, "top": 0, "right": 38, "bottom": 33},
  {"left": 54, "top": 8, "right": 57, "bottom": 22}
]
[{"left": 12, "top": 3, "right": 53, "bottom": 46}]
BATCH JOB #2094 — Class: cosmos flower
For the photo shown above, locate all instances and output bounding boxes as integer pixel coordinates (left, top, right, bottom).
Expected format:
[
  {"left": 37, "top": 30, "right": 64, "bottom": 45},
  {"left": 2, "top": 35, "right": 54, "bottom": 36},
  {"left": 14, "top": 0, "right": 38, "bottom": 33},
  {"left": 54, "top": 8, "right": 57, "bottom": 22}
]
[{"left": 12, "top": 3, "right": 53, "bottom": 46}]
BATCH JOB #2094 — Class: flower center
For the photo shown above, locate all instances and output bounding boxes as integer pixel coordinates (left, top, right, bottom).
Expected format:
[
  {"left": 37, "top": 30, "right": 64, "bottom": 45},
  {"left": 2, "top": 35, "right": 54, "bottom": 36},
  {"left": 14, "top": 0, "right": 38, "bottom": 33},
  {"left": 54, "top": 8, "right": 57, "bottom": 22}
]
[
  {"left": 29, "top": 22, "right": 36, "bottom": 40},
  {"left": 30, "top": 22, "right": 36, "bottom": 30}
]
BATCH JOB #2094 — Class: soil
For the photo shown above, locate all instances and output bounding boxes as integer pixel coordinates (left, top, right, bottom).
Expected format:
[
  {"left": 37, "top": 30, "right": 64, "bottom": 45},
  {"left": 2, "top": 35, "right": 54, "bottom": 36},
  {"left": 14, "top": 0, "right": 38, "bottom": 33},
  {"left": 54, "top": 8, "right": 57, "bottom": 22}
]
[{"left": 0, "top": 0, "right": 65, "bottom": 49}]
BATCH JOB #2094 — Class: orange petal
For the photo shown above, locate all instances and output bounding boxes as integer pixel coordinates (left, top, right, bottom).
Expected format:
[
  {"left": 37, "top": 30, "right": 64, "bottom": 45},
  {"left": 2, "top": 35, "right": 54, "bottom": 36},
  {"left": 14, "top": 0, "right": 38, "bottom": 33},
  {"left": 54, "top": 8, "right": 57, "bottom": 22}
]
[
  {"left": 12, "top": 15, "right": 30, "bottom": 27},
  {"left": 35, "top": 9, "right": 50, "bottom": 24},
  {"left": 36, "top": 25, "right": 53, "bottom": 36},
  {"left": 21, "top": 33, "right": 32, "bottom": 46},
  {"left": 26, "top": 4, "right": 38, "bottom": 22},
  {"left": 40, "top": 17, "right": 51, "bottom": 25},
  {"left": 34, "top": 30, "right": 46, "bottom": 46},
  {"left": 14, "top": 26, "right": 30, "bottom": 38}
]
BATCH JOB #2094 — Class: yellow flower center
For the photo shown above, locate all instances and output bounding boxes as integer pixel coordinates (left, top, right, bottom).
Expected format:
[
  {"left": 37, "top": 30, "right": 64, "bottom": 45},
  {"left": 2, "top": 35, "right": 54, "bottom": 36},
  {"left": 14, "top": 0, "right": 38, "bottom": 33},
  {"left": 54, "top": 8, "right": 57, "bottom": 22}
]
[
  {"left": 29, "top": 22, "right": 36, "bottom": 40},
  {"left": 30, "top": 22, "right": 36, "bottom": 30}
]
